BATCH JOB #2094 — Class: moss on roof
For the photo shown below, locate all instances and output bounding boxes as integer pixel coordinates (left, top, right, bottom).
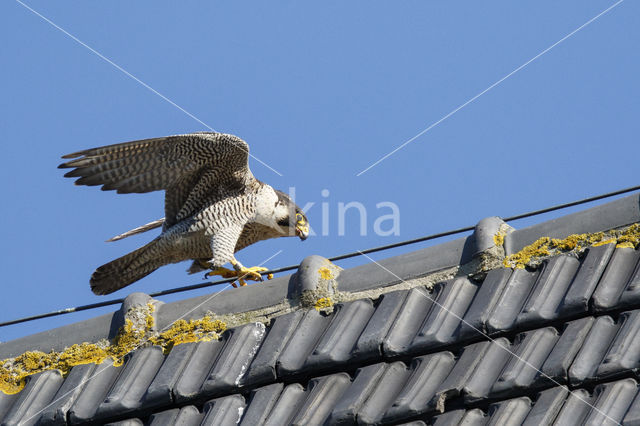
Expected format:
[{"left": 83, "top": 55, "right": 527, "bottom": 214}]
[
  {"left": 503, "top": 223, "right": 640, "bottom": 269},
  {"left": 0, "top": 304, "right": 226, "bottom": 395}
]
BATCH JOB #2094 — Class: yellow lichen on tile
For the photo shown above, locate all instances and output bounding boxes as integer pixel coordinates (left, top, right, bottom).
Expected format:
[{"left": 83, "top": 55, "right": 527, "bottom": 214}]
[
  {"left": 616, "top": 223, "right": 640, "bottom": 248},
  {"left": 314, "top": 297, "right": 333, "bottom": 311},
  {"left": 503, "top": 223, "right": 640, "bottom": 269},
  {"left": 0, "top": 342, "right": 111, "bottom": 395},
  {"left": 149, "top": 316, "right": 227, "bottom": 353},
  {"left": 493, "top": 231, "right": 506, "bottom": 247},
  {"left": 504, "top": 237, "right": 551, "bottom": 269},
  {"left": 617, "top": 242, "right": 636, "bottom": 249},
  {"left": 551, "top": 233, "right": 585, "bottom": 251},
  {"left": 0, "top": 303, "right": 226, "bottom": 395},
  {"left": 318, "top": 267, "right": 334, "bottom": 280},
  {"left": 593, "top": 238, "right": 617, "bottom": 247}
]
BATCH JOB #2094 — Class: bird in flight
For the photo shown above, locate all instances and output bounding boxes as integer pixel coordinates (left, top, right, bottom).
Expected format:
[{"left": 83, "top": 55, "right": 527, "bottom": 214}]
[{"left": 59, "top": 132, "right": 309, "bottom": 295}]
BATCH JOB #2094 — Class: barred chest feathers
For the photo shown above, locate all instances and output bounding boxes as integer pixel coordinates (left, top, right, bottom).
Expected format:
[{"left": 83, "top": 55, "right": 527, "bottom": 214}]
[{"left": 251, "top": 185, "right": 282, "bottom": 230}]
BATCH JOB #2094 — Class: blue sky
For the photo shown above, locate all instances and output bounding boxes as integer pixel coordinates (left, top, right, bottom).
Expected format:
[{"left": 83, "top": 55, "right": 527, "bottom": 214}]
[{"left": 1, "top": 1, "right": 638, "bottom": 343}]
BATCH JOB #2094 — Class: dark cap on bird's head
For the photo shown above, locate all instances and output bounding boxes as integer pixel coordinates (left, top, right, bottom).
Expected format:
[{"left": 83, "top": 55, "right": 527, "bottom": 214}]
[{"left": 274, "top": 190, "right": 309, "bottom": 240}]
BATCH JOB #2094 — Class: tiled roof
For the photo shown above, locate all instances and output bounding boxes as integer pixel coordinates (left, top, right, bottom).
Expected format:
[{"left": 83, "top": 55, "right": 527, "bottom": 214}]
[{"left": 1, "top": 193, "right": 640, "bottom": 425}]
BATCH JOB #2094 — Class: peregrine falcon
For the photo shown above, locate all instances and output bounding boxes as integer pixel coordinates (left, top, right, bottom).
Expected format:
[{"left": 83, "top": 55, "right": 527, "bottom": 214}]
[{"left": 59, "top": 132, "right": 309, "bottom": 295}]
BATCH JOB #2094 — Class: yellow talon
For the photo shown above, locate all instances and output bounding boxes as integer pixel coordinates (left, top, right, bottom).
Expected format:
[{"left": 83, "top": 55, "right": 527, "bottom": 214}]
[
  {"left": 237, "top": 266, "right": 269, "bottom": 282},
  {"left": 205, "top": 265, "right": 269, "bottom": 287},
  {"left": 205, "top": 267, "right": 237, "bottom": 279}
]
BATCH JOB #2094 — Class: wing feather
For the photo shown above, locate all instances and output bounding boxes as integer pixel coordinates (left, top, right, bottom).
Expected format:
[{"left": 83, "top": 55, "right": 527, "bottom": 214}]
[{"left": 59, "top": 132, "right": 255, "bottom": 226}]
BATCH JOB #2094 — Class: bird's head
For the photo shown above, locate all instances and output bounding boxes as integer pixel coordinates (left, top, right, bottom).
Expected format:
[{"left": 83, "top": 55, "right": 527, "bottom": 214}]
[{"left": 274, "top": 190, "right": 309, "bottom": 240}]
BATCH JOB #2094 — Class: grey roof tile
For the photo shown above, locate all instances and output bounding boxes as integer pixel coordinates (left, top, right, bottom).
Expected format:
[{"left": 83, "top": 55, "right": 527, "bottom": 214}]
[
  {"left": 337, "top": 237, "right": 473, "bottom": 293},
  {"left": 173, "top": 340, "right": 224, "bottom": 403},
  {"left": 620, "top": 258, "right": 640, "bottom": 309},
  {"left": 623, "top": 382, "right": 640, "bottom": 426},
  {"left": 356, "top": 362, "right": 410, "bottom": 425},
  {"left": 383, "top": 287, "right": 434, "bottom": 357},
  {"left": 382, "top": 352, "right": 455, "bottom": 422},
  {"left": 458, "top": 268, "right": 512, "bottom": 339},
  {"left": 553, "top": 388, "right": 594, "bottom": 426},
  {"left": 242, "top": 310, "right": 304, "bottom": 385},
  {"left": 276, "top": 309, "right": 333, "bottom": 376},
  {"left": 262, "top": 383, "right": 306, "bottom": 426},
  {"left": 352, "top": 290, "right": 408, "bottom": 361},
  {"left": 540, "top": 317, "right": 594, "bottom": 383},
  {"left": 456, "top": 409, "right": 486, "bottom": 425},
  {"left": 431, "top": 379, "right": 640, "bottom": 426},
  {"left": 148, "top": 405, "right": 202, "bottom": 426},
  {"left": 569, "top": 315, "right": 620, "bottom": 386},
  {"left": 430, "top": 409, "right": 466, "bottom": 426},
  {"left": 521, "top": 386, "right": 568, "bottom": 426},
  {"left": 1, "top": 370, "right": 62, "bottom": 426},
  {"left": 104, "top": 419, "right": 143, "bottom": 426},
  {"left": 597, "top": 310, "right": 640, "bottom": 379},
  {"left": 202, "top": 322, "right": 266, "bottom": 394},
  {"left": 474, "top": 217, "right": 512, "bottom": 254},
  {"left": 0, "top": 393, "right": 18, "bottom": 423},
  {"left": 146, "top": 408, "right": 180, "bottom": 426},
  {"left": 143, "top": 340, "right": 197, "bottom": 409},
  {"left": 201, "top": 394, "right": 245, "bottom": 426},
  {"left": 516, "top": 255, "right": 580, "bottom": 327},
  {"left": 485, "top": 397, "right": 531, "bottom": 426},
  {"left": 592, "top": 247, "right": 640, "bottom": 311},
  {"left": 584, "top": 378, "right": 637, "bottom": 425},
  {"left": 292, "top": 255, "right": 336, "bottom": 296},
  {"left": 491, "top": 327, "right": 558, "bottom": 397},
  {"left": 290, "top": 373, "right": 351, "bottom": 425},
  {"left": 560, "top": 244, "right": 615, "bottom": 316},
  {"left": 463, "top": 338, "right": 511, "bottom": 403},
  {"left": 239, "top": 383, "right": 283, "bottom": 426},
  {"left": 327, "top": 363, "right": 388, "bottom": 425},
  {"left": 435, "top": 341, "right": 491, "bottom": 405},
  {"left": 96, "top": 346, "right": 164, "bottom": 418},
  {"left": 38, "top": 363, "right": 98, "bottom": 425},
  {"left": 68, "top": 360, "right": 122, "bottom": 424},
  {"left": 485, "top": 268, "right": 540, "bottom": 334},
  {"left": 305, "top": 300, "right": 375, "bottom": 368},
  {"left": 411, "top": 277, "right": 479, "bottom": 352}
]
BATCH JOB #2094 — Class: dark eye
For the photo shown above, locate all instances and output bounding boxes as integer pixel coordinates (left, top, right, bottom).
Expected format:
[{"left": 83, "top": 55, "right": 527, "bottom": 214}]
[{"left": 296, "top": 213, "right": 303, "bottom": 222}]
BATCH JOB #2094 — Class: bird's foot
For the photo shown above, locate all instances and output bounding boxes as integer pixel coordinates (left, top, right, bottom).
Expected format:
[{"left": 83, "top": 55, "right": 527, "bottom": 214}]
[
  {"left": 237, "top": 266, "right": 270, "bottom": 283},
  {"left": 205, "top": 266, "right": 238, "bottom": 280},
  {"left": 205, "top": 265, "right": 272, "bottom": 288}
]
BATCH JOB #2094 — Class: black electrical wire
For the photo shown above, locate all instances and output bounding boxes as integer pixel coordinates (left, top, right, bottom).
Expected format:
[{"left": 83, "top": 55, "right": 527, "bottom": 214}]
[{"left": 2, "top": 184, "right": 640, "bottom": 329}]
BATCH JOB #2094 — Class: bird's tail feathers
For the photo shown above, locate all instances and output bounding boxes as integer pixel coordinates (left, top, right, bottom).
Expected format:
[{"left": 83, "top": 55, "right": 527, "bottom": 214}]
[
  {"left": 106, "top": 218, "right": 165, "bottom": 242},
  {"left": 91, "top": 238, "right": 165, "bottom": 295}
]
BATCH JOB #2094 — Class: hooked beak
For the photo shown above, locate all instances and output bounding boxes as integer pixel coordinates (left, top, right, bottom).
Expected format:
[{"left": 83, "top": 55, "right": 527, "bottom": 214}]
[{"left": 296, "top": 223, "right": 309, "bottom": 241}]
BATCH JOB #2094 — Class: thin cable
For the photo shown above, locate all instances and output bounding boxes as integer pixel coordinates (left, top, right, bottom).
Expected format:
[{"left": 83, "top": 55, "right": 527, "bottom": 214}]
[{"left": 2, "top": 184, "right": 640, "bottom": 328}]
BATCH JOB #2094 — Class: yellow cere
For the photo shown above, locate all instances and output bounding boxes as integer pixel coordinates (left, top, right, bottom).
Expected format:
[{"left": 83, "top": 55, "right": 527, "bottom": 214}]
[
  {"left": 314, "top": 297, "right": 333, "bottom": 311},
  {"left": 503, "top": 223, "right": 640, "bottom": 269},
  {"left": 318, "top": 267, "right": 334, "bottom": 280},
  {"left": 0, "top": 304, "right": 226, "bottom": 395}
]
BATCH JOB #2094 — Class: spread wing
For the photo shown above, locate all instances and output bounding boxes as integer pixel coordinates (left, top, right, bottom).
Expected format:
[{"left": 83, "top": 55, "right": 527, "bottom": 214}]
[{"left": 59, "top": 132, "right": 256, "bottom": 228}]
